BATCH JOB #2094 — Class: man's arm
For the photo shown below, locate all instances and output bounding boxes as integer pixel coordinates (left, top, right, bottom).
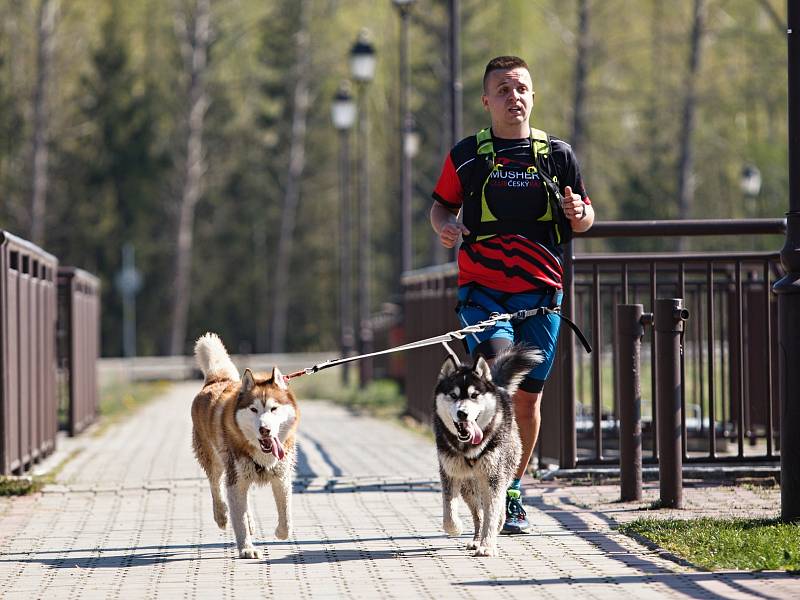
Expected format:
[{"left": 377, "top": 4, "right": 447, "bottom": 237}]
[
  {"left": 561, "top": 185, "right": 594, "bottom": 233},
  {"left": 430, "top": 201, "right": 470, "bottom": 248}
]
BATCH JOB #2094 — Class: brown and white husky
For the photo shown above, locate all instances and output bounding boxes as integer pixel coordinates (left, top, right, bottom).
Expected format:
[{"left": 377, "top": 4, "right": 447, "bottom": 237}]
[{"left": 191, "top": 332, "right": 299, "bottom": 559}]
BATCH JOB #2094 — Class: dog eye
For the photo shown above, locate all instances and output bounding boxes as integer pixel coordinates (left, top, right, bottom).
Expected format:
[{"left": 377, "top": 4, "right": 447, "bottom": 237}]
[
  {"left": 270, "top": 406, "right": 277, "bottom": 413},
  {"left": 470, "top": 392, "right": 479, "bottom": 399},
  {"left": 449, "top": 392, "right": 458, "bottom": 399},
  {"left": 249, "top": 407, "right": 257, "bottom": 413}
]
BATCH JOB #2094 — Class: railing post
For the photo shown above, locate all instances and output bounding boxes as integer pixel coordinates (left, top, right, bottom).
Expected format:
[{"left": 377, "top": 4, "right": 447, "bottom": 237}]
[
  {"left": 616, "top": 304, "right": 651, "bottom": 501},
  {"left": 655, "top": 298, "right": 689, "bottom": 508}
]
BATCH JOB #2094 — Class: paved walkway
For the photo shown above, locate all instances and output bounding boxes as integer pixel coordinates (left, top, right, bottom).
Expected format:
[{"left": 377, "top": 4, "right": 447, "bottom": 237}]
[{"left": 1, "top": 382, "right": 798, "bottom": 599}]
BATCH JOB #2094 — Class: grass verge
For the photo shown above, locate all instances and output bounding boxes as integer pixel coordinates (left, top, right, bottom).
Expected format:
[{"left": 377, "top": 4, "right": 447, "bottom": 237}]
[
  {"left": 618, "top": 517, "right": 800, "bottom": 571},
  {"left": 92, "top": 380, "right": 173, "bottom": 437},
  {"left": 289, "top": 369, "right": 430, "bottom": 439}
]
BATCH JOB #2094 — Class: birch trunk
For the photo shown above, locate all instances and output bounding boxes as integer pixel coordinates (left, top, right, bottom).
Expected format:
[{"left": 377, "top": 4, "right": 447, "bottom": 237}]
[
  {"left": 570, "top": 0, "right": 589, "bottom": 160},
  {"left": 29, "top": 0, "right": 58, "bottom": 246},
  {"left": 269, "top": 0, "right": 311, "bottom": 353},
  {"left": 169, "top": 0, "right": 211, "bottom": 355},
  {"left": 676, "top": 0, "right": 705, "bottom": 251}
]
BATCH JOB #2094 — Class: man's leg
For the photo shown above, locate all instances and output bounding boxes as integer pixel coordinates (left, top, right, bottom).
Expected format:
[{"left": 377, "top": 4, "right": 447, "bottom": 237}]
[{"left": 513, "top": 389, "right": 543, "bottom": 480}]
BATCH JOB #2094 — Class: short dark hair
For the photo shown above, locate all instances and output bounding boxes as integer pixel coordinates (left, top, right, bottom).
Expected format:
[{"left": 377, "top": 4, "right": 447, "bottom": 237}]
[{"left": 483, "top": 56, "right": 530, "bottom": 92}]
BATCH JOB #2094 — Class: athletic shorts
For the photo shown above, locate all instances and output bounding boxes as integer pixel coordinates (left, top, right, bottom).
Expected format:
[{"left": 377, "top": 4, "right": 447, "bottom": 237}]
[{"left": 456, "top": 284, "right": 563, "bottom": 393}]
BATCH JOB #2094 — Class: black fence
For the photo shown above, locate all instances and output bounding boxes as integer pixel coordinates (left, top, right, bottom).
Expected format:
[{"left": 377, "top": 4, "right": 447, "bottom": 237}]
[{"left": 400, "top": 219, "right": 786, "bottom": 469}]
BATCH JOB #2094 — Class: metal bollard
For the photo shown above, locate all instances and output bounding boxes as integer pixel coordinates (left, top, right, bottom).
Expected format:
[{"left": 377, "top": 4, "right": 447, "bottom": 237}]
[
  {"left": 615, "top": 304, "right": 652, "bottom": 502},
  {"left": 655, "top": 298, "right": 689, "bottom": 508}
]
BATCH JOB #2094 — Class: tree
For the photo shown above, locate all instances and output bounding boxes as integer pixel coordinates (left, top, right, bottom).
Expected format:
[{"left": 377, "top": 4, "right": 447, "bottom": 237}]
[{"left": 170, "top": 0, "right": 212, "bottom": 355}]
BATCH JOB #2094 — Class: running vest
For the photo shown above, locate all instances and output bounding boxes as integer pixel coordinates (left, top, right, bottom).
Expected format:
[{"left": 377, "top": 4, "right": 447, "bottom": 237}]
[{"left": 461, "top": 127, "right": 573, "bottom": 246}]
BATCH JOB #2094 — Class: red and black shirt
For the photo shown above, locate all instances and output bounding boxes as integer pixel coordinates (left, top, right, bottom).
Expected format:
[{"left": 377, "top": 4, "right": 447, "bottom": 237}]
[{"left": 432, "top": 131, "right": 591, "bottom": 292}]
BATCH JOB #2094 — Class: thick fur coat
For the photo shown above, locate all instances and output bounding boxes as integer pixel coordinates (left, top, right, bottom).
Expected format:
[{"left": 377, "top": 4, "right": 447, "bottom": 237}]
[
  {"left": 191, "top": 332, "right": 299, "bottom": 559},
  {"left": 433, "top": 345, "right": 543, "bottom": 557}
]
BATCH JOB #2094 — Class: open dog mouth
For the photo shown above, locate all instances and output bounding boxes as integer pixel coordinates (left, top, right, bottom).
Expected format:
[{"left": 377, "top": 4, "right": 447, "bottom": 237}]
[
  {"left": 454, "top": 421, "right": 484, "bottom": 445},
  {"left": 259, "top": 436, "right": 286, "bottom": 460}
]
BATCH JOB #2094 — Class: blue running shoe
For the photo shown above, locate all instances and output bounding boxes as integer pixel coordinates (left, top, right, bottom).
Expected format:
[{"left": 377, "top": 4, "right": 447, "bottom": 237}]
[{"left": 501, "top": 489, "right": 531, "bottom": 534}]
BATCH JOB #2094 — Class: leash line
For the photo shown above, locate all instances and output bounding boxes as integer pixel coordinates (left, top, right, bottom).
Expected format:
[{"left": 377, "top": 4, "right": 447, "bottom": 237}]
[{"left": 284, "top": 308, "right": 592, "bottom": 382}]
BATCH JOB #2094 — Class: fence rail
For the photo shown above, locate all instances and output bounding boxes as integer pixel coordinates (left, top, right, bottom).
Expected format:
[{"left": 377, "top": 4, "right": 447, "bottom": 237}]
[
  {"left": 57, "top": 268, "right": 101, "bottom": 436},
  {"left": 400, "top": 218, "right": 786, "bottom": 470},
  {"left": 0, "top": 231, "right": 59, "bottom": 475}
]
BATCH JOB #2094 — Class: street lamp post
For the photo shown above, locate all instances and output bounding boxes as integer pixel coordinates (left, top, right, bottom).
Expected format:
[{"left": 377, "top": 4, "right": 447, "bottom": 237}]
[
  {"left": 331, "top": 81, "right": 357, "bottom": 385},
  {"left": 350, "top": 29, "right": 377, "bottom": 388},
  {"left": 393, "top": 0, "right": 416, "bottom": 277},
  {"left": 777, "top": 0, "right": 800, "bottom": 522}
]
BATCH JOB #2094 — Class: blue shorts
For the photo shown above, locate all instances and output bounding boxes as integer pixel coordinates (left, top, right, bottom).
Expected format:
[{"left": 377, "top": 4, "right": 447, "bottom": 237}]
[{"left": 456, "top": 284, "right": 563, "bottom": 393}]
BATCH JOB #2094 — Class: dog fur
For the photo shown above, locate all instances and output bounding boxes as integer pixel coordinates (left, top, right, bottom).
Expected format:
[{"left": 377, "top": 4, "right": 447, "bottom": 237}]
[
  {"left": 191, "top": 332, "right": 299, "bottom": 559},
  {"left": 433, "top": 345, "right": 543, "bottom": 557}
]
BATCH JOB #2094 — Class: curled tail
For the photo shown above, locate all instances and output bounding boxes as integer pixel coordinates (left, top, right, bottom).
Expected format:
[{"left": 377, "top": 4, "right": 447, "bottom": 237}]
[
  {"left": 194, "top": 332, "right": 240, "bottom": 383},
  {"left": 491, "top": 344, "right": 544, "bottom": 396}
]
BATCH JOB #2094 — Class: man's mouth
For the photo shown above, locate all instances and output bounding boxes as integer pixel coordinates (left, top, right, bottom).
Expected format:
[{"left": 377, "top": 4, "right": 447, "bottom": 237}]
[
  {"left": 454, "top": 420, "right": 484, "bottom": 445},
  {"left": 259, "top": 436, "right": 285, "bottom": 460}
]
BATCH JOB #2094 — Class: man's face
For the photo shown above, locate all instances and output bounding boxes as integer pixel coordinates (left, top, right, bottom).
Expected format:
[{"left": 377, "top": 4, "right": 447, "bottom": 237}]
[{"left": 481, "top": 67, "right": 534, "bottom": 133}]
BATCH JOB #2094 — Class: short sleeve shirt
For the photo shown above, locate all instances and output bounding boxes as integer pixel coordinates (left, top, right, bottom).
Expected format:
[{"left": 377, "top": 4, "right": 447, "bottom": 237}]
[{"left": 432, "top": 131, "right": 590, "bottom": 292}]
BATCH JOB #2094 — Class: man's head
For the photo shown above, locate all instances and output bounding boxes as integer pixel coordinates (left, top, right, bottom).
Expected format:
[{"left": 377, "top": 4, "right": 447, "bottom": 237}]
[{"left": 481, "top": 56, "right": 534, "bottom": 138}]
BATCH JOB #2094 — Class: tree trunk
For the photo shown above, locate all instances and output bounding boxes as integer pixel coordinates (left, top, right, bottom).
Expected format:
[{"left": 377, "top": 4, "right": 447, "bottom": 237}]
[
  {"left": 570, "top": 0, "right": 589, "bottom": 160},
  {"left": 29, "top": 0, "right": 58, "bottom": 247},
  {"left": 269, "top": 0, "right": 311, "bottom": 353},
  {"left": 169, "top": 0, "right": 211, "bottom": 356},
  {"left": 676, "top": 0, "right": 705, "bottom": 251}
]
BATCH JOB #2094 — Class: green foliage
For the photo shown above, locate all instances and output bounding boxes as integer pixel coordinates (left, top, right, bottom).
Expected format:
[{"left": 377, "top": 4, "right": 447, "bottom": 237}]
[
  {"left": 0, "top": 0, "right": 789, "bottom": 357},
  {"left": 619, "top": 517, "right": 800, "bottom": 571},
  {"left": 0, "top": 476, "right": 43, "bottom": 496}
]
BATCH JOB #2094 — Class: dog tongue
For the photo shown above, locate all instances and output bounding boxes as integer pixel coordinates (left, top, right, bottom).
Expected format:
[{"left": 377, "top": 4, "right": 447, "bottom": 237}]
[
  {"left": 271, "top": 436, "right": 285, "bottom": 460},
  {"left": 469, "top": 422, "right": 483, "bottom": 445}
]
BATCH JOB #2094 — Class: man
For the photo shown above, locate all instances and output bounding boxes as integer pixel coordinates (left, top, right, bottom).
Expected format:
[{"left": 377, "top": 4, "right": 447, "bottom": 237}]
[{"left": 430, "top": 55, "right": 594, "bottom": 534}]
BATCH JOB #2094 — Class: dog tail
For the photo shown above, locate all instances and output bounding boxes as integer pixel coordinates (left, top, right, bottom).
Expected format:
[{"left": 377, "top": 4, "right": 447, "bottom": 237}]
[
  {"left": 194, "top": 332, "right": 240, "bottom": 383},
  {"left": 491, "top": 344, "right": 544, "bottom": 397}
]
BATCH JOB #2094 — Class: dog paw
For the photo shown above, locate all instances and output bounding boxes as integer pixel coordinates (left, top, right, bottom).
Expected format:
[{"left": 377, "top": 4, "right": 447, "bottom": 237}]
[
  {"left": 274, "top": 523, "right": 291, "bottom": 540},
  {"left": 239, "top": 546, "right": 262, "bottom": 560},
  {"left": 443, "top": 517, "right": 463, "bottom": 536},
  {"left": 214, "top": 511, "right": 228, "bottom": 530},
  {"left": 465, "top": 539, "right": 479, "bottom": 550},
  {"left": 473, "top": 544, "right": 497, "bottom": 557}
]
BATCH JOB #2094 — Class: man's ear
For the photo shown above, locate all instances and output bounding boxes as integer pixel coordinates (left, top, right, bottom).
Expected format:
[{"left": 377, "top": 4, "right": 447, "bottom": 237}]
[
  {"left": 473, "top": 356, "right": 492, "bottom": 381},
  {"left": 481, "top": 93, "right": 489, "bottom": 112},
  {"left": 241, "top": 369, "right": 255, "bottom": 394},
  {"left": 271, "top": 366, "right": 288, "bottom": 390}
]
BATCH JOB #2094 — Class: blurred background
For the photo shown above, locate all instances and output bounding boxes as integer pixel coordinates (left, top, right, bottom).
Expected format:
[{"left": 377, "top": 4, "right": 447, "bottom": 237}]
[{"left": 0, "top": 0, "right": 788, "bottom": 358}]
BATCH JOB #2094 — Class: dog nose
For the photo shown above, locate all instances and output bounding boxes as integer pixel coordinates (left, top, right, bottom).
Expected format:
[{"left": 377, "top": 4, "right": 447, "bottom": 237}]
[
  {"left": 259, "top": 426, "right": 270, "bottom": 437},
  {"left": 456, "top": 410, "right": 468, "bottom": 421}
]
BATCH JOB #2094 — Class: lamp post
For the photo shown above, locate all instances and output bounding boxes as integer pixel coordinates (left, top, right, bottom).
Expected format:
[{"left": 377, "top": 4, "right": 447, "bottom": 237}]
[
  {"left": 331, "top": 81, "right": 357, "bottom": 385},
  {"left": 777, "top": 0, "right": 800, "bottom": 522},
  {"left": 740, "top": 164, "right": 762, "bottom": 215},
  {"left": 350, "top": 29, "right": 377, "bottom": 388},
  {"left": 393, "top": 0, "right": 416, "bottom": 277}
]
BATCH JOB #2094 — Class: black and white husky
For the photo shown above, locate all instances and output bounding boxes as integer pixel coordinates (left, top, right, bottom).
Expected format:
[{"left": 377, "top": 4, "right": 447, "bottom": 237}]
[{"left": 433, "top": 345, "right": 543, "bottom": 557}]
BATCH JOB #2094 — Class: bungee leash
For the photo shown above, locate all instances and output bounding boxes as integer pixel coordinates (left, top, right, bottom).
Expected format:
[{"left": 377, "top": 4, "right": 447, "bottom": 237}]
[{"left": 283, "top": 307, "right": 591, "bottom": 382}]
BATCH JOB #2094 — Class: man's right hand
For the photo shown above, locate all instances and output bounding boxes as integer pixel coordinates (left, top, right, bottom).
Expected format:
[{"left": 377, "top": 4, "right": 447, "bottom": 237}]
[{"left": 439, "top": 221, "right": 470, "bottom": 248}]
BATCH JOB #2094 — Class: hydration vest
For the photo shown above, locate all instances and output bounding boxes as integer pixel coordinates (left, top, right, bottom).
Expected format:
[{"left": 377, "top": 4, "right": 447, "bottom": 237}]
[{"left": 461, "top": 127, "right": 573, "bottom": 246}]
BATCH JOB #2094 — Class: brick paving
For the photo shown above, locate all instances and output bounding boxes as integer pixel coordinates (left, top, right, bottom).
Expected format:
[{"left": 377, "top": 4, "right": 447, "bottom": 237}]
[{"left": 0, "top": 381, "right": 798, "bottom": 599}]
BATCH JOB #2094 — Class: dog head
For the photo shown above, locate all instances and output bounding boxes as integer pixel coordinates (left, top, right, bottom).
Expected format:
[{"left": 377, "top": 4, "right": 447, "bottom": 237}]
[
  {"left": 235, "top": 366, "right": 298, "bottom": 460},
  {"left": 434, "top": 355, "right": 497, "bottom": 445}
]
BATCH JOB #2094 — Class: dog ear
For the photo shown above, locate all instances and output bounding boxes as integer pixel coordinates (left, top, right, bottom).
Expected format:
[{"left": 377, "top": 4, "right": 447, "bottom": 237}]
[
  {"left": 438, "top": 355, "right": 459, "bottom": 379},
  {"left": 271, "top": 366, "right": 288, "bottom": 390},
  {"left": 241, "top": 368, "right": 255, "bottom": 394},
  {"left": 473, "top": 356, "right": 492, "bottom": 381}
]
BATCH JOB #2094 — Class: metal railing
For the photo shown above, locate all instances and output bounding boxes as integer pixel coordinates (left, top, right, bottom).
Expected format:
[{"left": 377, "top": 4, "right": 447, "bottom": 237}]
[
  {"left": 57, "top": 267, "right": 101, "bottom": 436},
  {"left": 0, "top": 231, "right": 59, "bottom": 474},
  {"left": 401, "top": 219, "right": 786, "bottom": 470}
]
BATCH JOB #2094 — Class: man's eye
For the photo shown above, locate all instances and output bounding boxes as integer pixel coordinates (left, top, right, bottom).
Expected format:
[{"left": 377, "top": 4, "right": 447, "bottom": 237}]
[{"left": 250, "top": 407, "right": 258, "bottom": 413}]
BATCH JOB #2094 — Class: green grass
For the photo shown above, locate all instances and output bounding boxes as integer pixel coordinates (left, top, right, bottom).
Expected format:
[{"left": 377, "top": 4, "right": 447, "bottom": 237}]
[
  {"left": 93, "top": 380, "right": 172, "bottom": 437},
  {"left": 0, "top": 476, "right": 43, "bottom": 496},
  {"left": 289, "top": 369, "right": 430, "bottom": 438},
  {"left": 619, "top": 517, "right": 800, "bottom": 571}
]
